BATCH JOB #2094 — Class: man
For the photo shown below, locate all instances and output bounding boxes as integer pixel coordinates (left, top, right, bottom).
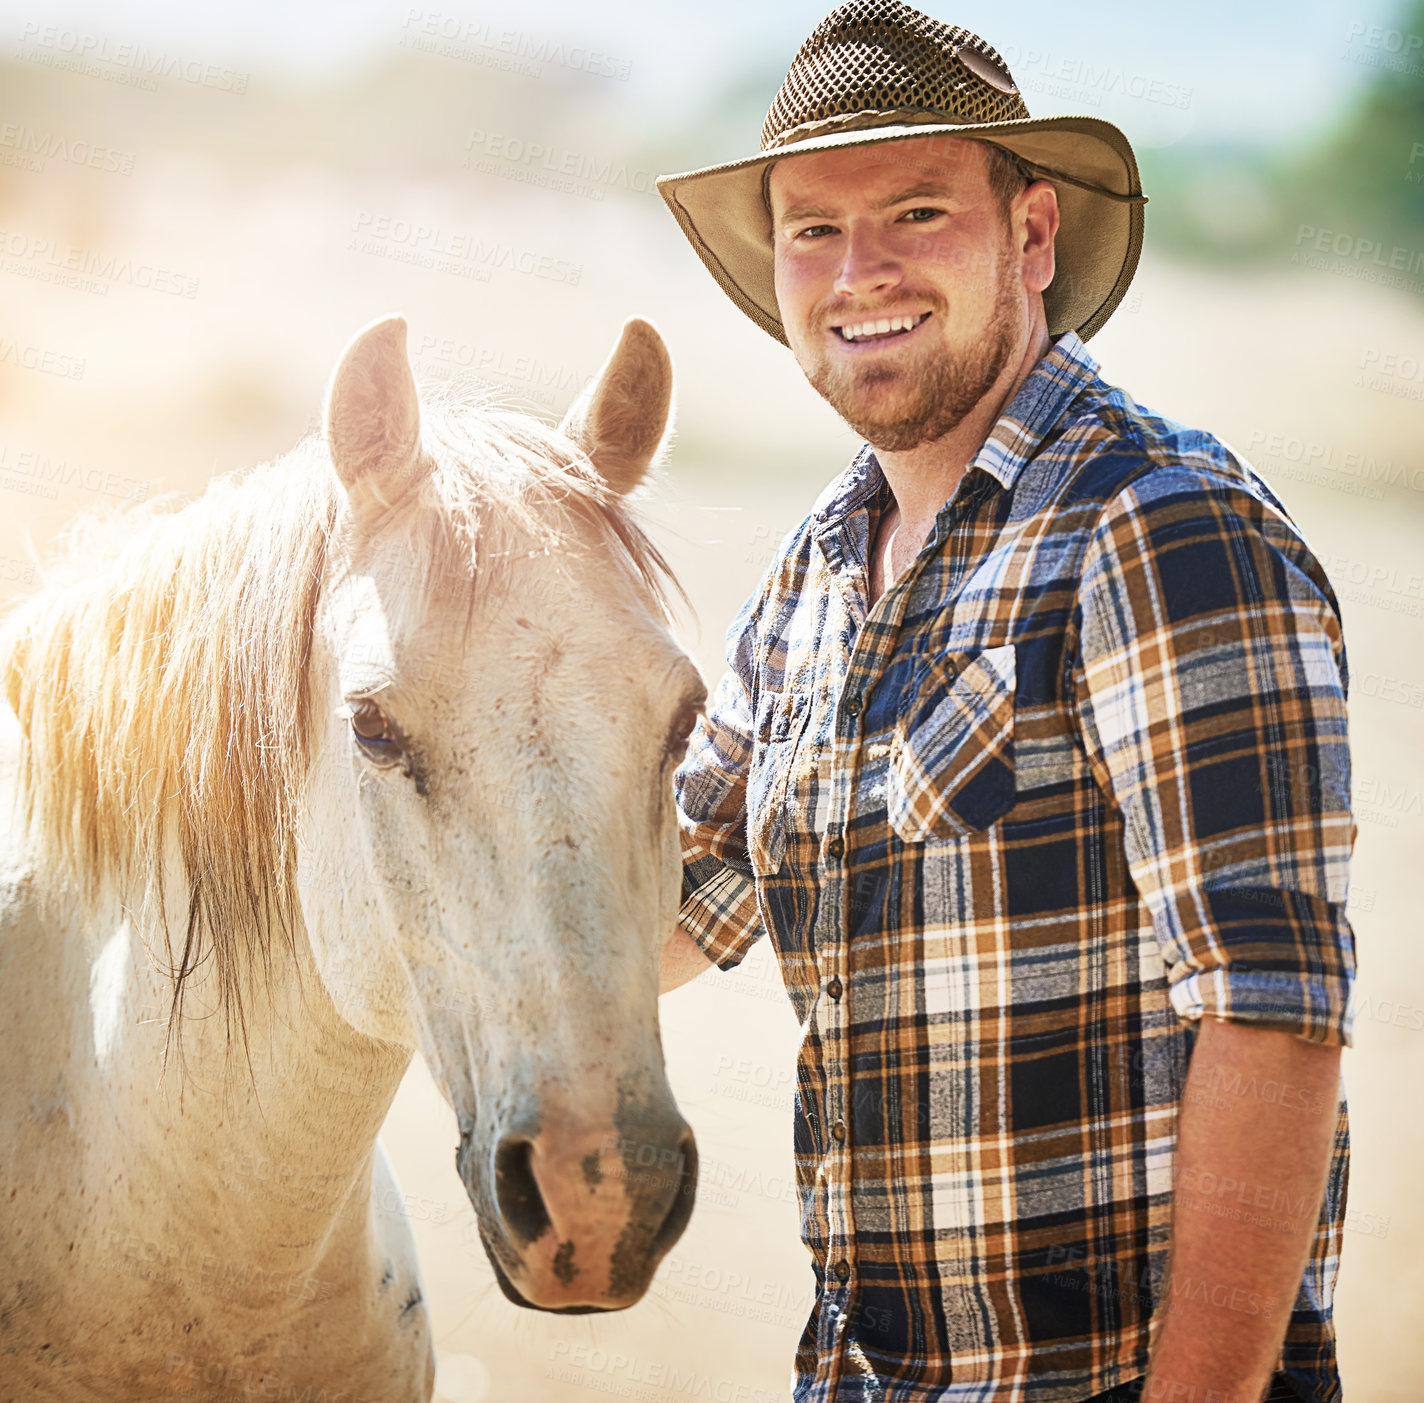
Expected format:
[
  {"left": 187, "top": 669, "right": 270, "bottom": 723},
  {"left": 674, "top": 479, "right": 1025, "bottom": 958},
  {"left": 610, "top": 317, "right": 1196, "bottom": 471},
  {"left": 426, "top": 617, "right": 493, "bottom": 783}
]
[{"left": 655, "top": 5, "right": 1354, "bottom": 1403}]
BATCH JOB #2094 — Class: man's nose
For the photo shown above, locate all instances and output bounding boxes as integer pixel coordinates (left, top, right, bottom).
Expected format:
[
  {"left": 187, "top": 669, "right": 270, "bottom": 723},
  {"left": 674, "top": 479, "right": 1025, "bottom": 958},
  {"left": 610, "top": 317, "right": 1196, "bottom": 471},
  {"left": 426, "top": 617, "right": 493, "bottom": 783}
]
[{"left": 833, "top": 224, "right": 903, "bottom": 300}]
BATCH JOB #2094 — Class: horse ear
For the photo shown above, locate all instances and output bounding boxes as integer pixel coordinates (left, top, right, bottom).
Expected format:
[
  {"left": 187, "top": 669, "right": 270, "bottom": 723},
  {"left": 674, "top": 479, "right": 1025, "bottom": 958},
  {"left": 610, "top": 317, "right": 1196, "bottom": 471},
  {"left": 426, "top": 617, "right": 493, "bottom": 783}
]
[
  {"left": 325, "top": 315, "right": 426, "bottom": 503},
  {"left": 560, "top": 318, "right": 673, "bottom": 496}
]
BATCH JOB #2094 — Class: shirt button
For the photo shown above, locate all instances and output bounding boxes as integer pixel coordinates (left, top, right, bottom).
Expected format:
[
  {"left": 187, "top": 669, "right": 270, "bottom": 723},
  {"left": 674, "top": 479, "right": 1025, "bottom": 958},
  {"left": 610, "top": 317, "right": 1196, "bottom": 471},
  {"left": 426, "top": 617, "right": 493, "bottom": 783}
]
[
  {"left": 842, "top": 694, "right": 862, "bottom": 721},
  {"left": 833, "top": 1259, "right": 851, "bottom": 1282},
  {"left": 944, "top": 659, "right": 959, "bottom": 684},
  {"left": 826, "top": 977, "right": 843, "bottom": 1001},
  {"left": 826, "top": 835, "right": 845, "bottom": 860},
  {"left": 831, "top": 1119, "right": 846, "bottom": 1142}
]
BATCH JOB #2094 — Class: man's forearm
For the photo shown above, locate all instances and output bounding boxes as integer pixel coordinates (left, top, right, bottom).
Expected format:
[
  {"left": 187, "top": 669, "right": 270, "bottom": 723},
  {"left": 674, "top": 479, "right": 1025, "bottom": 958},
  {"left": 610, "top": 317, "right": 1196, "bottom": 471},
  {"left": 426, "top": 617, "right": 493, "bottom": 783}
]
[
  {"left": 1144, "top": 1017, "right": 1343, "bottom": 1402},
  {"left": 660, "top": 924, "right": 717, "bottom": 993}
]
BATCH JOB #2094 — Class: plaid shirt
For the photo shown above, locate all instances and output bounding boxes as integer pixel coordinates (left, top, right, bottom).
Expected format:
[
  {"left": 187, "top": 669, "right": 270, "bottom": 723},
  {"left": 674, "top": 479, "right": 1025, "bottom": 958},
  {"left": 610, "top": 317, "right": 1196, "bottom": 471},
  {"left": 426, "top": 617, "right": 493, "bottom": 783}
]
[{"left": 675, "top": 332, "right": 1355, "bottom": 1403}]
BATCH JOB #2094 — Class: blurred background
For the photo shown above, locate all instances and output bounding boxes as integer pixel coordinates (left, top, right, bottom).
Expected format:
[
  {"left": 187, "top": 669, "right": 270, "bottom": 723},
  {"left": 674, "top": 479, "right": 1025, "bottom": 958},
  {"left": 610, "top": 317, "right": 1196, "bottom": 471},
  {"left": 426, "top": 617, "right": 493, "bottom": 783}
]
[{"left": 3, "top": 0, "right": 1421, "bottom": 1398}]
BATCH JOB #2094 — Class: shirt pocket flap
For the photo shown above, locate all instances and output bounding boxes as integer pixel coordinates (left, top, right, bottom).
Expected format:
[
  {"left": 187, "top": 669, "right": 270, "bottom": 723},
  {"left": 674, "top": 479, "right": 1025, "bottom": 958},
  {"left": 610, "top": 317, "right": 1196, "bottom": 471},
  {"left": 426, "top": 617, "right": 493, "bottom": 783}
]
[
  {"left": 887, "top": 643, "right": 1016, "bottom": 843},
  {"left": 748, "top": 689, "right": 812, "bottom": 877}
]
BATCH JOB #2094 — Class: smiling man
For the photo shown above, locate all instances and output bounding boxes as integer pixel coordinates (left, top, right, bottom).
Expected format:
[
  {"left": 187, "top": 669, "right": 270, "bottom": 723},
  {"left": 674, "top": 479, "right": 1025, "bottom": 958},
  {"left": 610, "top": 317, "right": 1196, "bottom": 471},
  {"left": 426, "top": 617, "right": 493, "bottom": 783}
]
[{"left": 655, "top": 5, "right": 1355, "bottom": 1403}]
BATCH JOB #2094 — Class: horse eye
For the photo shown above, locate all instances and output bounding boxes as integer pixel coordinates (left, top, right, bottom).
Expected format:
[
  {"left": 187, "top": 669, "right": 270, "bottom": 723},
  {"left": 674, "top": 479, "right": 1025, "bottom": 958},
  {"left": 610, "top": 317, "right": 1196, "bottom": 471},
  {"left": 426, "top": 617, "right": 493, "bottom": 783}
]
[
  {"left": 665, "top": 704, "right": 700, "bottom": 759},
  {"left": 349, "top": 699, "right": 397, "bottom": 746}
]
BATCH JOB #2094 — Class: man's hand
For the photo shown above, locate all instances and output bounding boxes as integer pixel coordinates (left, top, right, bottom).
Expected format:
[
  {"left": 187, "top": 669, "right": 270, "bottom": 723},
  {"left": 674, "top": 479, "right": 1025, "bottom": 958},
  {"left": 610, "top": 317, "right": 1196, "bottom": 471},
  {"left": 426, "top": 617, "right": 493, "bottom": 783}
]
[
  {"left": 1143, "top": 1017, "right": 1343, "bottom": 1403},
  {"left": 660, "top": 924, "right": 717, "bottom": 994}
]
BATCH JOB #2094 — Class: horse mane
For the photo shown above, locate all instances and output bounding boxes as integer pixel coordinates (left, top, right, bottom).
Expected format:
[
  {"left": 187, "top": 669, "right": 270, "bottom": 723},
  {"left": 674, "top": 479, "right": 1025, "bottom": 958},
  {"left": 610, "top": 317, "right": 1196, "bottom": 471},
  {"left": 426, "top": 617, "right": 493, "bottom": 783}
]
[{"left": 0, "top": 390, "right": 677, "bottom": 1052}]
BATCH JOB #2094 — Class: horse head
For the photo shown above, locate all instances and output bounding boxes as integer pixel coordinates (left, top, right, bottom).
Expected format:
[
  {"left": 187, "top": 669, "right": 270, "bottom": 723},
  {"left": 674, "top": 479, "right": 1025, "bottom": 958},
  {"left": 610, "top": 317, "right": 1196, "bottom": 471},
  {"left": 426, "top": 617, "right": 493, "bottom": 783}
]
[{"left": 298, "top": 315, "right": 704, "bottom": 1312}]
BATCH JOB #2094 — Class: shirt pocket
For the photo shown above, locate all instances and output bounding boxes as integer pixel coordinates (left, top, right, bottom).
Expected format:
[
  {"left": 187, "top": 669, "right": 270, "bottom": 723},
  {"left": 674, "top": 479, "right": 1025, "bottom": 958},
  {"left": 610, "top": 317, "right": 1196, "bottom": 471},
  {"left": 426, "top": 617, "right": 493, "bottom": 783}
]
[
  {"left": 747, "top": 688, "right": 812, "bottom": 877},
  {"left": 886, "top": 643, "right": 1017, "bottom": 844}
]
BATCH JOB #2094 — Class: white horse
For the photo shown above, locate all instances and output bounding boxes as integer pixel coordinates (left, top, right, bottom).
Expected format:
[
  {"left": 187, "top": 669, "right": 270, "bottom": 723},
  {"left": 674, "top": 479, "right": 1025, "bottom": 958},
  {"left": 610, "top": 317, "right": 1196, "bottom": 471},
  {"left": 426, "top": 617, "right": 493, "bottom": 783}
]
[{"left": 0, "top": 315, "right": 706, "bottom": 1401}]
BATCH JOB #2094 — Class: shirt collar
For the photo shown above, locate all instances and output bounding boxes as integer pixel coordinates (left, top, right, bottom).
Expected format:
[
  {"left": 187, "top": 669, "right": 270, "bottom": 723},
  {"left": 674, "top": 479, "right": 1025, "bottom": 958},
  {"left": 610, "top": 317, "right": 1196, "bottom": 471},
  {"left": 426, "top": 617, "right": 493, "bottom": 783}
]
[
  {"left": 812, "top": 331, "right": 1101, "bottom": 526},
  {"left": 970, "top": 331, "right": 1099, "bottom": 491}
]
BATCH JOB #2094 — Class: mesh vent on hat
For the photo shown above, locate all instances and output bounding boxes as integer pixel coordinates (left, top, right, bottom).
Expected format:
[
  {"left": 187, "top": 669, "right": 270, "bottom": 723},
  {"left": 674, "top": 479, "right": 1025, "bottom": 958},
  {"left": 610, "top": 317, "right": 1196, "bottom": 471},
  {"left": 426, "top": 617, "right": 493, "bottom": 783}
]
[{"left": 761, "top": 0, "right": 1029, "bottom": 149}]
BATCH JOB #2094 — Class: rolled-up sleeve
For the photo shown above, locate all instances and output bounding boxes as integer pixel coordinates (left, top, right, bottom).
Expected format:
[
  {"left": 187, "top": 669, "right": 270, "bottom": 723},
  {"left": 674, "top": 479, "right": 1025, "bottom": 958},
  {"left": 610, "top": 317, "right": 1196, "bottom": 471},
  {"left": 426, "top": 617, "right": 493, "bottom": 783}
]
[
  {"left": 675, "top": 598, "right": 766, "bottom": 971},
  {"left": 1071, "top": 469, "right": 1357, "bottom": 1046}
]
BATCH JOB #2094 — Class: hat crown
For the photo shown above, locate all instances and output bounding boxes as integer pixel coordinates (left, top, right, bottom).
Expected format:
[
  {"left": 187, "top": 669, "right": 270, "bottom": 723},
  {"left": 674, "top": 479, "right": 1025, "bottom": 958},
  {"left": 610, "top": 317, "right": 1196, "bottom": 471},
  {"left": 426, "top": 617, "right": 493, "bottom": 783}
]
[{"left": 761, "top": 0, "right": 1029, "bottom": 151}]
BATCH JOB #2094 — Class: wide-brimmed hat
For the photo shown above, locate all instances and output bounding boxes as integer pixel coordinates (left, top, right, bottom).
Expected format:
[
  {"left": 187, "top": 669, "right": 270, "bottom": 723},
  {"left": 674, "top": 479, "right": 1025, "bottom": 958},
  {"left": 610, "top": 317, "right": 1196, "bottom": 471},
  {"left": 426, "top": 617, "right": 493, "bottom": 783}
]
[{"left": 657, "top": 0, "right": 1147, "bottom": 344}]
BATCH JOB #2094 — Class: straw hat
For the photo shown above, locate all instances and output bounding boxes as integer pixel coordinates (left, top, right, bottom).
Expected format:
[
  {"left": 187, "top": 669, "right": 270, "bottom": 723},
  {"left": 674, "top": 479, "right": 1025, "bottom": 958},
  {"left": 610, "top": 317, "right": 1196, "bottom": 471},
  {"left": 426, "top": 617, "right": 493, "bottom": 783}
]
[{"left": 657, "top": 0, "right": 1147, "bottom": 344}]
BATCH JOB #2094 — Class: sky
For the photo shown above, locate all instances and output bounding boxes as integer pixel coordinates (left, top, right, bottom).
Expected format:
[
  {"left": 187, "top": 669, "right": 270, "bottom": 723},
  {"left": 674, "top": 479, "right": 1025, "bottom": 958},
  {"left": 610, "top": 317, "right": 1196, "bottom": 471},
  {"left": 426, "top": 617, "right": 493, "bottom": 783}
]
[{"left": 7, "top": 0, "right": 1411, "bottom": 150}]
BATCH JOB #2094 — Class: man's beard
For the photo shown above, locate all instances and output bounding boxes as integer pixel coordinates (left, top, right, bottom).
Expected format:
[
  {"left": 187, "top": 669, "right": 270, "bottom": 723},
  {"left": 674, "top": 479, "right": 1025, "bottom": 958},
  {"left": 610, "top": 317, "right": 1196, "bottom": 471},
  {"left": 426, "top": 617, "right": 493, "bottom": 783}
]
[{"left": 798, "top": 249, "right": 1022, "bottom": 453}]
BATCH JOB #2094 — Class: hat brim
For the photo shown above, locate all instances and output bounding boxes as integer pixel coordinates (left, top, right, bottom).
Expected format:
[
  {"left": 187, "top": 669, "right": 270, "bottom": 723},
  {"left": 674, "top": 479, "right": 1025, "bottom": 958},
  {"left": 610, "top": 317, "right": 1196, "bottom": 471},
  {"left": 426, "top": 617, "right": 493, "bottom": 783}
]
[{"left": 657, "top": 115, "right": 1145, "bottom": 345}]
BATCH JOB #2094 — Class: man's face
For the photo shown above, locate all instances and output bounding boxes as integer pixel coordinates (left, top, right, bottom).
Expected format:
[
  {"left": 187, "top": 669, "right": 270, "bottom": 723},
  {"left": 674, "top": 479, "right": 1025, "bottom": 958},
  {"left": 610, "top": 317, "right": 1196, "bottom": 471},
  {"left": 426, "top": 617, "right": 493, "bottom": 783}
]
[{"left": 769, "top": 136, "right": 1047, "bottom": 452}]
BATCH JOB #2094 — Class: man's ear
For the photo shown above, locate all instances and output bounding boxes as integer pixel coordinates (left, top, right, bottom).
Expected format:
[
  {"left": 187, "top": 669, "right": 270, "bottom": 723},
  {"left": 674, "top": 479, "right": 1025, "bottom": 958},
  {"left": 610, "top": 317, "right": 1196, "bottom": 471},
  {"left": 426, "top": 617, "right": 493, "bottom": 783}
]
[
  {"left": 560, "top": 318, "right": 674, "bottom": 496},
  {"left": 1018, "top": 180, "right": 1060, "bottom": 296},
  {"left": 325, "top": 314, "right": 429, "bottom": 516}
]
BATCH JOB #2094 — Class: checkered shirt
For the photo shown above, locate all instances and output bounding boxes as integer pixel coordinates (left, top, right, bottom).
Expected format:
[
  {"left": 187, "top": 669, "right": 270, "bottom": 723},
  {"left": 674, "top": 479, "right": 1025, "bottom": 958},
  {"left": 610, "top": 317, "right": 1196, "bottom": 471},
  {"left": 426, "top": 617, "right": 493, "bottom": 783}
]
[{"left": 675, "top": 332, "right": 1355, "bottom": 1403}]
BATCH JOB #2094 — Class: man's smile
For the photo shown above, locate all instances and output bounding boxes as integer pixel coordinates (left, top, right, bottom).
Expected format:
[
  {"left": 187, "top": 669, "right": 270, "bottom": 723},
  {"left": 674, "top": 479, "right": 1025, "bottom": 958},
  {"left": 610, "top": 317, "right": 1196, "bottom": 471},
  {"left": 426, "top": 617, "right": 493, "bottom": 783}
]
[{"left": 832, "top": 311, "right": 932, "bottom": 345}]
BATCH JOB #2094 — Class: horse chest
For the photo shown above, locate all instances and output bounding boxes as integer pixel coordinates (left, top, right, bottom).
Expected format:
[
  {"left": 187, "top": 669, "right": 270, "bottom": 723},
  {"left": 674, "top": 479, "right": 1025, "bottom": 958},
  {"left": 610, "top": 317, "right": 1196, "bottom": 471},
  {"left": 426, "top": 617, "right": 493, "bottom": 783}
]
[
  {"left": 2, "top": 1185, "right": 434, "bottom": 1402},
  {"left": 0, "top": 888, "right": 434, "bottom": 1402}
]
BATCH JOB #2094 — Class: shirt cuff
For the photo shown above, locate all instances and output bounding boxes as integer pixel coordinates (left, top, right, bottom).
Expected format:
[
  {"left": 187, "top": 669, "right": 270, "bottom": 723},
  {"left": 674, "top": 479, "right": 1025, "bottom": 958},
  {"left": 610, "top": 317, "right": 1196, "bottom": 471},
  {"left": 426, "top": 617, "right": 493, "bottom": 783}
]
[
  {"left": 1161, "top": 886, "right": 1355, "bottom": 1047},
  {"left": 679, "top": 855, "right": 764, "bottom": 972}
]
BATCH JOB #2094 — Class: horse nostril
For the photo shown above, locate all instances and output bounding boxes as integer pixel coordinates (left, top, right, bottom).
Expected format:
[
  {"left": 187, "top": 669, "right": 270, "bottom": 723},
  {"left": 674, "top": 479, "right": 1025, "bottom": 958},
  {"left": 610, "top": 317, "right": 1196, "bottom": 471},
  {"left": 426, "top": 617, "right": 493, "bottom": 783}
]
[
  {"left": 649, "top": 1131, "right": 698, "bottom": 1257},
  {"left": 494, "top": 1138, "right": 552, "bottom": 1246}
]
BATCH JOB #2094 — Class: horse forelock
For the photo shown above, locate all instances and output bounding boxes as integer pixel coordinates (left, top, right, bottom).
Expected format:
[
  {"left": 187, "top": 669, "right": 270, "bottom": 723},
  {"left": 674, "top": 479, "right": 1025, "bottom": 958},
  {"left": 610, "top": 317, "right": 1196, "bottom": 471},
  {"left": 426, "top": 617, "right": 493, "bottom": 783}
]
[
  {"left": 417, "top": 391, "right": 680, "bottom": 621},
  {"left": 0, "top": 390, "right": 678, "bottom": 1051}
]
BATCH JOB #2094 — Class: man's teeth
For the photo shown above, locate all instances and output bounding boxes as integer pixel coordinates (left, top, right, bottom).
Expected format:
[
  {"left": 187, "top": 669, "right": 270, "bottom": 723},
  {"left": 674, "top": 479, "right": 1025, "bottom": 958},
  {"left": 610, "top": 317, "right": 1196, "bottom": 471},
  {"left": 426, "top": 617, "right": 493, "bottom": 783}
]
[{"left": 838, "top": 314, "right": 923, "bottom": 342}]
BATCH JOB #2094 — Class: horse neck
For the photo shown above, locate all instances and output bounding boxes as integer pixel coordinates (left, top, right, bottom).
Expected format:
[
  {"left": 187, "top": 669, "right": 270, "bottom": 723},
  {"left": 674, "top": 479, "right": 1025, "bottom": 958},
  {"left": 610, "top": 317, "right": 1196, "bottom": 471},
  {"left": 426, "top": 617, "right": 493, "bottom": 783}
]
[{"left": 89, "top": 892, "right": 413, "bottom": 1279}]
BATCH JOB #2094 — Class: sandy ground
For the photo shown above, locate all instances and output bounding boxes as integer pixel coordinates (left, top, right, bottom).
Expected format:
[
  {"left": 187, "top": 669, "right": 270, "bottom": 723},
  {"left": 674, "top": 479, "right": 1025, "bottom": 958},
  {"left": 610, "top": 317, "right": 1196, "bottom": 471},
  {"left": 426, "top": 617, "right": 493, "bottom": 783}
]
[{"left": 2, "top": 156, "right": 1422, "bottom": 1401}]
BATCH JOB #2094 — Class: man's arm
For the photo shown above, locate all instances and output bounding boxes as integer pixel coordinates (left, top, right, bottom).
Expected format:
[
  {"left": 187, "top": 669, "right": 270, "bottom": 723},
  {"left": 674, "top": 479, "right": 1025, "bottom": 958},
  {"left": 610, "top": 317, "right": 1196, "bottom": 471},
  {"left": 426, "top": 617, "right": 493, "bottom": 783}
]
[
  {"left": 660, "top": 924, "right": 718, "bottom": 994},
  {"left": 669, "top": 568, "right": 790, "bottom": 986},
  {"left": 669, "top": 511, "right": 823, "bottom": 995},
  {"left": 1072, "top": 471, "right": 1358, "bottom": 1392},
  {"left": 1143, "top": 1018, "right": 1342, "bottom": 1402}
]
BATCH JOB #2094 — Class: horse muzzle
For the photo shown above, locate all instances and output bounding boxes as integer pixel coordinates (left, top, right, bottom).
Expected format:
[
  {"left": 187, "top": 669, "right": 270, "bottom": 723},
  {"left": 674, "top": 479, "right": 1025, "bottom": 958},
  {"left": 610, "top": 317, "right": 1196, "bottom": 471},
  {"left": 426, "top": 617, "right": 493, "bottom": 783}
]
[{"left": 458, "top": 1099, "right": 697, "bottom": 1311}]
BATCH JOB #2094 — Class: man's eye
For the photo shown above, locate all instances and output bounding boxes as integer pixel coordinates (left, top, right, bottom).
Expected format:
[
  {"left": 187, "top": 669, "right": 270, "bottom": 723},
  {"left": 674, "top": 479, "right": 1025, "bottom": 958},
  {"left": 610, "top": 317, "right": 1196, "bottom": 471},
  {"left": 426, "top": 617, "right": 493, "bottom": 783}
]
[
  {"left": 901, "top": 207, "right": 942, "bottom": 223},
  {"left": 796, "top": 224, "right": 837, "bottom": 239}
]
